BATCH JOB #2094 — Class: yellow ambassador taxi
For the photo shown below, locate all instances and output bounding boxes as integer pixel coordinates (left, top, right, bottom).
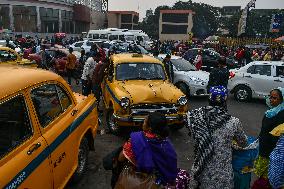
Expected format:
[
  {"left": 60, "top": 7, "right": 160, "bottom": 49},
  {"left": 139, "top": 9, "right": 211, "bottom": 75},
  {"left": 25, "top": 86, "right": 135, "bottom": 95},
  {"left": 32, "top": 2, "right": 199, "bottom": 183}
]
[
  {"left": 0, "top": 47, "right": 37, "bottom": 67},
  {"left": 102, "top": 53, "right": 188, "bottom": 134},
  {"left": 0, "top": 65, "right": 99, "bottom": 189}
]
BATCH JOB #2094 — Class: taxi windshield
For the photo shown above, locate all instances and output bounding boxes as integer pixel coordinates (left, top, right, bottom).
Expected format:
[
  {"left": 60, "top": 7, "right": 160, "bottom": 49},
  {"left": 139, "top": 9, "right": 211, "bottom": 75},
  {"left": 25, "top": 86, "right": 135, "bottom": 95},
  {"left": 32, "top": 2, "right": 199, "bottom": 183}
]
[{"left": 116, "top": 63, "right": 166, "bottom": 81}]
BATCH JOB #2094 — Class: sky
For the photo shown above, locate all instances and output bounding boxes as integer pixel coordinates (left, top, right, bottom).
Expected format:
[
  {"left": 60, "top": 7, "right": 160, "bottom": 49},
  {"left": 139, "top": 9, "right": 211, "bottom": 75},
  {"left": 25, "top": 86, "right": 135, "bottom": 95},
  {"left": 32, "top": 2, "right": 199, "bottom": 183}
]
[{"left": 109, "top": 0, "right": 284, "bottom": 20}]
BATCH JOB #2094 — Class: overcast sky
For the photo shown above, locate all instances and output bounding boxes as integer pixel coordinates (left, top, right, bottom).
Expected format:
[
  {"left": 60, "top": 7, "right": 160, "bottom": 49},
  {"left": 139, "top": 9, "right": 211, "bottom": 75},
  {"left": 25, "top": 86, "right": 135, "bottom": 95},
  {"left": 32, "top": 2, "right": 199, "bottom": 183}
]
[{"left": 109, "top": 0, "right": 284, "bottom": 20}]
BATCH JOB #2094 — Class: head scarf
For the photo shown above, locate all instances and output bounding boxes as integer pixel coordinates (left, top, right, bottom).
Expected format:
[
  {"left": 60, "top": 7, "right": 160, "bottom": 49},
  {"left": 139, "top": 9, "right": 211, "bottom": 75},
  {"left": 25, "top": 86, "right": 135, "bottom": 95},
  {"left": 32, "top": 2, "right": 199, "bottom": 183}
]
[
  {"left": 209, "top": 86, "right": 228, "bottom": 104},
  {"left": 265, "top": 87, "right": 284, "bottom": 118},
  {"left": 187, "top": 106, "right": 231, "bottom": 178}
]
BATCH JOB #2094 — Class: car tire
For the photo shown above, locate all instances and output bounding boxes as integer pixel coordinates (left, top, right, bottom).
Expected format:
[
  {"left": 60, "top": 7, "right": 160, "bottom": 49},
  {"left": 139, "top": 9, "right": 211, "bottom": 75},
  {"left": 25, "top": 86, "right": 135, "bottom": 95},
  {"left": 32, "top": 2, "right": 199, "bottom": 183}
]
[
  {"left": 170, "top": 123, "right": 185, "bottom": 131},
  {"left": 106, "top": 108, "right": 120, "bottom": 135},
  {"left": 71, "top": 137, "right": 89, "bottom": 183},
  {"left": 234, "top": 85, "right": 252, "bottom": 102},
  {"left": 176, "top": 83, "right": 190, "bottom": 97}
]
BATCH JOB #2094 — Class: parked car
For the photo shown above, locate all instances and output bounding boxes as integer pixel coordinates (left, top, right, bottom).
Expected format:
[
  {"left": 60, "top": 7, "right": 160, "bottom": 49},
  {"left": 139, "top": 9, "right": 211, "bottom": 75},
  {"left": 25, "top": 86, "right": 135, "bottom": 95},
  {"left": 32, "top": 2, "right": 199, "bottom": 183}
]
[
  {"left": 228, "top": 61, "right": 284, "bottom": 101},
  {"left": 0, "top": 65, "right": 99, "bottom": 188},
  {"left": 183, "top": 48, "right": 239, "bottom": 71},
  {"left": 0, "top": 47, "right": 37, "bottom": 67},
  {"left": 70, "top": 40, "right": 104, "bottom": 53},
  {"left": 102, "top": 53, "right": 188, "bottom": 134},
  {"left": 157, "top": 55, "right": 209, "bottom": 97}
]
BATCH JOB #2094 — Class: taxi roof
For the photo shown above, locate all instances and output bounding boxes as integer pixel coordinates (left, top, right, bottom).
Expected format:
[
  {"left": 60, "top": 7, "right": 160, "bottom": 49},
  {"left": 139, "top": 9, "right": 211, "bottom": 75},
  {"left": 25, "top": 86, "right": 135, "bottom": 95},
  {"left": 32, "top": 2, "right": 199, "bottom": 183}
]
[
  {"left": 111, "top": 53, "right": 162, "bottom": 65},
  {"left": 0, "top": 65, "right": 61, "bottom": 99}
]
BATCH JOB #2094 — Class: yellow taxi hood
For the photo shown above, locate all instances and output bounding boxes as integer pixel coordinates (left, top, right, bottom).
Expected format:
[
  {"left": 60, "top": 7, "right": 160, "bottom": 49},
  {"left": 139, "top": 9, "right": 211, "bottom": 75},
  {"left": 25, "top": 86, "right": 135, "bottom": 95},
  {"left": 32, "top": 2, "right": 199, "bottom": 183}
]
[{"left": 114, "top": 80, "right": 184, "bottom": 104}]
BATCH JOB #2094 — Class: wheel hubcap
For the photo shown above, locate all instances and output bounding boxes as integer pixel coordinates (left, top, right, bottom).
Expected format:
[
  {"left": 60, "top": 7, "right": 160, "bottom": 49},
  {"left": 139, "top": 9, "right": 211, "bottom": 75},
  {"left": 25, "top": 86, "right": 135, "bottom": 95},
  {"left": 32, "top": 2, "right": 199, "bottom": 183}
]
[{"left": 237, "top": 89, "right": 248, "bottom": 100}]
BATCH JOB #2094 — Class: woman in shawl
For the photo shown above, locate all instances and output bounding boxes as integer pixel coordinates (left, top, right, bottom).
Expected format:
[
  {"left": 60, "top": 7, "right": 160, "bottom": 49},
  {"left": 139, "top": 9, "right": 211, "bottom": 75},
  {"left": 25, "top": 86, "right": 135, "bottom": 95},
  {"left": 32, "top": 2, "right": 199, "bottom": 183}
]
[
  {"left": 187, "top": 86, "right": 248, "bottom": 189},
  {"left": 253, "top": 88, "right": 284, "bottom": 188},
  {"left": 268, "top": 123, "right": 284, "bottom": 189},
  {"left": 116, "top": 112, "right": 189, "bottom": 189}
]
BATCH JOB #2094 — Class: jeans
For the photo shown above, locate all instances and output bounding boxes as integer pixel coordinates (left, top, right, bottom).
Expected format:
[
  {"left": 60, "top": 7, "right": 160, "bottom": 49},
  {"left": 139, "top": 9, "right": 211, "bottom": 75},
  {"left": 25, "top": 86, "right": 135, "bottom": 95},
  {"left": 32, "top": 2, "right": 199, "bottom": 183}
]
[
  {"left": 66, "top": 68, "right": 75, "bottom": 85},
  {"left": 82, "top": 79, "right": 91, "bottom": 96},
  {"left": 92, "top": 84, "right": 101, "bottom": 102}
]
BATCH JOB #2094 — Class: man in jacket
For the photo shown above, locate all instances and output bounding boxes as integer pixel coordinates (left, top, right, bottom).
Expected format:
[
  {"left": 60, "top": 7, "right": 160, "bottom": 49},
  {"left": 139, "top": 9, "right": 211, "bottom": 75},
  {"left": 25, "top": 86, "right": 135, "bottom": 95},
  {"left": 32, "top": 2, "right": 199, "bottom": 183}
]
[
  {"left": 66, "top": 47, "right": 78, "bottom": 85},
  {"left": 207, "top": 56, "right": 230, "bottom": 91},
  {"left": 163, "top": 54, "right": 174, "bottom": 82}
]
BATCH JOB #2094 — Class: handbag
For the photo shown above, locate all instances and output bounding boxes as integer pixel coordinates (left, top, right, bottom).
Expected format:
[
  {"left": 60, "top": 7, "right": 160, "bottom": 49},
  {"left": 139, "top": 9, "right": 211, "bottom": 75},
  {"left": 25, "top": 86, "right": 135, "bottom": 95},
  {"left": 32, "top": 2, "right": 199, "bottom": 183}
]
[{"left": 114, "top": 164, "right": 161, "bottom": 189}]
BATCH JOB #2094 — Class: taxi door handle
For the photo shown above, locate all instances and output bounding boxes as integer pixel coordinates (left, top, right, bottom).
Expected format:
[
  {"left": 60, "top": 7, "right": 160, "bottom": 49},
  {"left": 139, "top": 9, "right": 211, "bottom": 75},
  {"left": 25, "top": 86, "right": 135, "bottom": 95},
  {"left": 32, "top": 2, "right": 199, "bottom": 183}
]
[
  {"left": 71, "top": 109, "right": 78, "bottom": 116},
  {"left": 27, "top": 142, "right": 41, "bottom": 155}
]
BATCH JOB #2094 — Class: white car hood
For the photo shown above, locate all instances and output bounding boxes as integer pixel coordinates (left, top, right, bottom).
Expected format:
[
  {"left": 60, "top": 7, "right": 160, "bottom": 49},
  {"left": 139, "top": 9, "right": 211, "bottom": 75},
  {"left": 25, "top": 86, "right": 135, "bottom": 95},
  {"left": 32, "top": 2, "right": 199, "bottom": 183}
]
[{"left": 176, "top": 70, "right": 209, "bottom": 82}]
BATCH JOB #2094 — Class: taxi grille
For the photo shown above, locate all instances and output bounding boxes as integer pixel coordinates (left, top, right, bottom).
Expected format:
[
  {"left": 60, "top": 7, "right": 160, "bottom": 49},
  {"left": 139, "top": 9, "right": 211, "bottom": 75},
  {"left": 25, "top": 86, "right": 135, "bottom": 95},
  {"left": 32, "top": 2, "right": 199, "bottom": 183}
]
[{"left": 130, "top": 104, "right": 178, "bottom": 116}]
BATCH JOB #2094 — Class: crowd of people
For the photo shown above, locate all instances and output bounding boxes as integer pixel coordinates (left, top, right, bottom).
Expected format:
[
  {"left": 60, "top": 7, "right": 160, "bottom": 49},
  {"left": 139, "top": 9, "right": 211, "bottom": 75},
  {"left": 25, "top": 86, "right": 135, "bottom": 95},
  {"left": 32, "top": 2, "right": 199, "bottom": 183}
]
[{"left": 1, "top": 34, "right": 284, "bottom": 189}]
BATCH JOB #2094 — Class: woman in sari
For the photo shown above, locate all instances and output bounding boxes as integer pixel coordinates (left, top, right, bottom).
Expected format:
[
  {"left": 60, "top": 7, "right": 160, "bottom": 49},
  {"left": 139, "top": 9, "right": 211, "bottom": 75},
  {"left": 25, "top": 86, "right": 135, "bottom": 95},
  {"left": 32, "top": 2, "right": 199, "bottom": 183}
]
[
  {"left": 187, "top": 86, "right": 248, "bottom": 189},
  {"left": 116, "top": 112, "right": 189, "bottom": 189}
]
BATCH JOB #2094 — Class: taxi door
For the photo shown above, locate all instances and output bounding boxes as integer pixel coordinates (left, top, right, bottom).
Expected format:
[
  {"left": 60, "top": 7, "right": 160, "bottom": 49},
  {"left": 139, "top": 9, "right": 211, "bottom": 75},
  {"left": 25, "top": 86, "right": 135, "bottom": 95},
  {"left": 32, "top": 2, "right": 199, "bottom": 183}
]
[
  {"left": 29, "top": 82, "right": 84, "bottom": 189},
  {"left": 0, "top": 92, "right": 53, "bottom": 189}
]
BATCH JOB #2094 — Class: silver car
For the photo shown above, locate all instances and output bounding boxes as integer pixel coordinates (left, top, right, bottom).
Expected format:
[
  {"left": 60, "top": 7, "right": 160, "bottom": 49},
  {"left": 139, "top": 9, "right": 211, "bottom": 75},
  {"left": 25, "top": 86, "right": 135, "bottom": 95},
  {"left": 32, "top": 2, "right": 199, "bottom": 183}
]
[
  {"left": 228, "top": 61, "right": 284, "bottom": 101},
  {"left": 158, "top": 55, "right": 209, "bottom": 97}
]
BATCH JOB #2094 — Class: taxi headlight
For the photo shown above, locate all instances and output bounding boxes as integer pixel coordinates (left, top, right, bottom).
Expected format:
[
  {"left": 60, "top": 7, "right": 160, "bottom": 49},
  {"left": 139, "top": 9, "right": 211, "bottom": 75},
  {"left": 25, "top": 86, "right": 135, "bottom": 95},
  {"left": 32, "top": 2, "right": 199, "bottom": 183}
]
[
  {"left": 178, "top": 96, "right": 187, "bottom": 106},
  {"left": 120, "top": 97, "right": 130, "bottom": 109}
]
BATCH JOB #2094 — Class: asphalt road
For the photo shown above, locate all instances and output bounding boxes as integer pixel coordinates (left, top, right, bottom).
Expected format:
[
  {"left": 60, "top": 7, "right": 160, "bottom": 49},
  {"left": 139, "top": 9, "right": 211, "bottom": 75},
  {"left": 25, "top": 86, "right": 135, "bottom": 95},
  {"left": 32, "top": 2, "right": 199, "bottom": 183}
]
[{"left": 67, "top": 82, "right": 268, "bottom": 189}]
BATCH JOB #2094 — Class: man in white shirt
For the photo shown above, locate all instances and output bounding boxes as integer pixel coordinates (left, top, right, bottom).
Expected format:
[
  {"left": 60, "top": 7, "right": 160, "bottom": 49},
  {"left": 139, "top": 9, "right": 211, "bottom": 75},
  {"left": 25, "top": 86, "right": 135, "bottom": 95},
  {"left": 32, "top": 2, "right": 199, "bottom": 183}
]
[{"left": 81, "top": 55, "right": 97, "bottom": 95}]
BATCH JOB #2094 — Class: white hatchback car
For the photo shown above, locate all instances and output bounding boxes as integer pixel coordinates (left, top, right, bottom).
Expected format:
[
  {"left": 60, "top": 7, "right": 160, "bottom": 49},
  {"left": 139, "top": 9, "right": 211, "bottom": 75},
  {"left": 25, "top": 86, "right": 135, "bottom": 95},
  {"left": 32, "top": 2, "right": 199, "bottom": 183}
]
[
  {"left": 70, "top": 40, "right": 103, "bottom": 52},
  {"left": 228, "top": 61, "right": 284, "bottom": 101},
  {"left": 158, "top": 55, "right": 209, "bottom": 97}
]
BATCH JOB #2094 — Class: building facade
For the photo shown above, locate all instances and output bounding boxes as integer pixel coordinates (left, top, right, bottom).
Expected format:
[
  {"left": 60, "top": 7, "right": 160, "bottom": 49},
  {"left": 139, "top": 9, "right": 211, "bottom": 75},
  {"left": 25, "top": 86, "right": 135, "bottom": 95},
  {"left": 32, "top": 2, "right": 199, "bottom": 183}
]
[
  {"left": 107, "top": 11, "right": 139, "bottom": 30},
  {"left": 159, "top": 10, "right": 194, "bottom": 41},
  {"left": 0, "top": 0, "right": 107, "bottom": 34}
]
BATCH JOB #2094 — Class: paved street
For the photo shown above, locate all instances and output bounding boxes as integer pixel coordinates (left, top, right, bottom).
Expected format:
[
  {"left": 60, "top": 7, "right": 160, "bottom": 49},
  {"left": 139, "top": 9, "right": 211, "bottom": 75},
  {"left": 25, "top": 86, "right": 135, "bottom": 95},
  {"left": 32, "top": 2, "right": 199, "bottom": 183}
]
[{"left": 67, "top": 84, "right": 267, "bottom": 189}]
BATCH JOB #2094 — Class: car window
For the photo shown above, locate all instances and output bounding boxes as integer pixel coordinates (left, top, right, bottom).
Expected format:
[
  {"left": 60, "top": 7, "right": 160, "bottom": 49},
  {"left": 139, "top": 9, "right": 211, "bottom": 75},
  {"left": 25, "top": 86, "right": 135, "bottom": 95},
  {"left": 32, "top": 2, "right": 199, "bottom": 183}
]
[
  {"left": 100, "top": 34, "right": 108, "bottom": 40},
  {"left": 74, "top": 42, "right": 83, "bottom": 47},
  {"left": 31, "top": 84, "right": 63, "bottom": 128},
  {"left": 93, "top": 34, "right": 99, "bottom": 39},
  {"left": 109, "top": 35, "right": 118, "bottom": 41},
  {"left": 276, "top": 66, "right": 284, "bottom": 77},
  {"left": 119, "top": 35, "right": 125, "bottom": 41},
  {"left": 254, "top": 65, "right": 271, "bottom": 76},
  {"left": 247, "top": 65, "right": 255, "bottom": 74},
  {"left": 0, "top": 50, "right": 17, "bottom": 62},
  {"left": 56, "top": 85, "right": 72, "bottom": 111},
  {"left": 0, "top": 95, "right": 33, "bottom": 159},
  {"left": 86, "top": 41, "right": 94, "bottom": 46},
  {"left": 171, "top": 58, "right": 196, "bottom": 71}
]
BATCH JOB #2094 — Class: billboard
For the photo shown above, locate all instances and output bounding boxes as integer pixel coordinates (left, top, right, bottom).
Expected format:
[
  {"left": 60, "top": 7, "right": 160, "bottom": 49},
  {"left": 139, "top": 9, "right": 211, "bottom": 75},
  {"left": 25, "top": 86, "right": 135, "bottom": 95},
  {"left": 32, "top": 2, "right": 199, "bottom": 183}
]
[{"left": 270, "top": 14, "right": 283, "bottom": 33}]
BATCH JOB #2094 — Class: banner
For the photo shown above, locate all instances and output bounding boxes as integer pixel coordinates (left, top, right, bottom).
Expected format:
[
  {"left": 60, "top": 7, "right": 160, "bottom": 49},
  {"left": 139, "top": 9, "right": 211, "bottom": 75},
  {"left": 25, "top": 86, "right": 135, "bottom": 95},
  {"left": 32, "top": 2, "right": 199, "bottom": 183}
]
[
  {"left": 237, "top": 7, "right": 248, "bottom": 36},
  {"left": 270, "top": 14, "right": 283, "bottom": 33},
  {"left": 237, "top": 0, "right": 256, "bottom": 36}
]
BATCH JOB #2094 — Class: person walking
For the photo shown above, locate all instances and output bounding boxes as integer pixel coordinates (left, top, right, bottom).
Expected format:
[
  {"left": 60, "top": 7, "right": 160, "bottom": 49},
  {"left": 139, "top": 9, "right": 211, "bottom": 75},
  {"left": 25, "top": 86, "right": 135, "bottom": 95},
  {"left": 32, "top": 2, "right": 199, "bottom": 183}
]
[
  {"left": 186, "top": 86, "right": 248, "bottom": 189},
  {"left": 207, "top": 57, "right": 230, "bottom": 91},
  {"left": 253, "top": 87, "right": 284, "bottom": 188},
  {"left": 162, "top": 54, "right": 174, "bottom": 82},
  {"left": 81, "top": 53, "right": 97, "bottom": 96},
  {"left": 66, "top": 47, "right": 78, "bottom": 85},
  {"left": 91, "top": 54, "right": 104, "bottom": 102},
  {"left": 193, "top": 50, "right": 203, "bottom": 70}
]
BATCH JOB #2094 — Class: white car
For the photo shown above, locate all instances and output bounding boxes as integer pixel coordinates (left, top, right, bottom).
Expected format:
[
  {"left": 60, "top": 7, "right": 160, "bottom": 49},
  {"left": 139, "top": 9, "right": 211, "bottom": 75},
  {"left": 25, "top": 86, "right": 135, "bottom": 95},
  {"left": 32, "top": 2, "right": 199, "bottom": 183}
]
[
  {"left": 70, "top": 40, "right": 103, "bottom": 53},
  {"left": 0, "top": 40, "right": 22, "bottom": 53},
  {"left": 158, "top": 55, "right": 209, "bottom": 97},
  {"left": 228, "top": 61, "right": 284, "bottom": 101}
]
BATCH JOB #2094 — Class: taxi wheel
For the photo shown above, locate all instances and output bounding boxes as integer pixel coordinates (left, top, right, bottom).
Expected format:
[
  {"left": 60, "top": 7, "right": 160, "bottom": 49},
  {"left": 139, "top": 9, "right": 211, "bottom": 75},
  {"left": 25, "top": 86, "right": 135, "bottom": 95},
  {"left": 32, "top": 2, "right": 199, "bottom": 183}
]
[
  {"left": 106, "top": 108, "right": 120, "bottom": 135},
  {"left": 72, "top": 137, "right": 89, "bottom": 183}
]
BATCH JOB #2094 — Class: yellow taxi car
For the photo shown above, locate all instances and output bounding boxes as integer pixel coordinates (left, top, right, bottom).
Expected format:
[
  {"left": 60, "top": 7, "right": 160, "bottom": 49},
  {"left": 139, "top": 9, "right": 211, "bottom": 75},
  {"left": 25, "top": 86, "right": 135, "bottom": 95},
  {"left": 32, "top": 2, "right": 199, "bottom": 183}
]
[
  {"left": 0, "top": 47, "right": 37, "bottom": 67},
  {"left": 101, "top": 53, "right": 188, "bottom": 134},
  {"left": 0, "top": 65, "right": 98, "bottom": 189}
]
